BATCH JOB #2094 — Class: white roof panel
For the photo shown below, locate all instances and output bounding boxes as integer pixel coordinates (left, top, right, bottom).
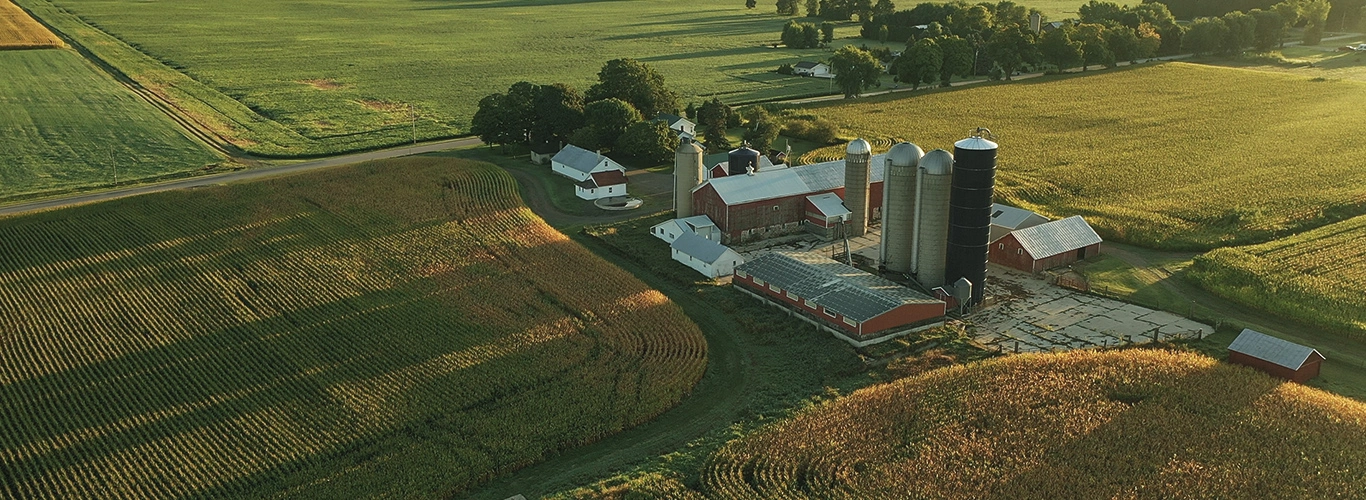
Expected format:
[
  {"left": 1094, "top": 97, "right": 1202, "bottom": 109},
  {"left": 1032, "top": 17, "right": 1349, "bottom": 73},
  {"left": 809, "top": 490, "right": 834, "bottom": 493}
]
[
  {"left": 991, "top": 203, "right": 1048, "bottom": 230},
  {"left": 806, "top": 193, "right": 850, "bottom": 218},
  {"left": 703, "top": 154, "right": 887, "bottom": 206},
  {"left": 671, "top": 231, "right": 735, "bottom": 264},
  {"left": 1011, "top": 216, "right": 1102, "bottom": 259}
]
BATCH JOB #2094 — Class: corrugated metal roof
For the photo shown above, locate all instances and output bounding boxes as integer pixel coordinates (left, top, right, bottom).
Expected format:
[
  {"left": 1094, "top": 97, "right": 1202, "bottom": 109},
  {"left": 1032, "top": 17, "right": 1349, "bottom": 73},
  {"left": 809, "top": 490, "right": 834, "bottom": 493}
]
[
  {"left": 735, "top": 251, "right": 939, "bottom": 323},
  {"left": 1011, "top": 216, "right": 1102, "bottom": 259},
  {"left": 991, "top": 203, "right": 1048, "bottom": 230},
  {"left": 591, "top": 170, "right": 627, "bottom": 187},
  {"left": 701, "top": 154, "right": 887, "bottom": 205},
  {"left": 552, "top": 145, "right": 611, "bottom": 174},
  {"left": 806, "top": 193, "right": 850, "bottom": 218},
  {"left": 671, "top": 231, "right": 735, "bottom": 264},
  {"left": 1229, "top": 329, "right": 1324, "bottom": 370}
]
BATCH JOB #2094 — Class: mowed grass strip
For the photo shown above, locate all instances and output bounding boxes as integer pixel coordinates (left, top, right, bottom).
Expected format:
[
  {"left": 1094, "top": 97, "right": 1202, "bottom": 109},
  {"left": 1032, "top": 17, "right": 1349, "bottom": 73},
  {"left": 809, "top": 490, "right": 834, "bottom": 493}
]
[
  {"left": 0, "top": 0, "right": 60, "bottom": 49},
  {"left": 703, "top": 349, "right": 1366, "bottom": 498},
  {"left": 0, "top": 49, "right": 221, "bottom": 201},
  {"left": 800, "top": 62, "right": 1366, "bottom": 250},
  {"left": 18, "top": 0, "right": 849, "bottom": 156},
  {"left": 1190, "top": 213, "right": 1366, "bottom": 338},
  {"left": 0, "top": 157, "right": 706, "bottom": 498}
]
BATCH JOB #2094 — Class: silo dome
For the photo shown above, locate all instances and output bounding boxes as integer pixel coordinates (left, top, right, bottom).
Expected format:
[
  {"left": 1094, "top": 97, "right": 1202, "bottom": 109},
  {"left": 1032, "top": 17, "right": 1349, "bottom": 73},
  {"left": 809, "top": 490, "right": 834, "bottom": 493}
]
[
  {"left": 953, "top": 136, "right": 998, "bottom": 151},
  {"left": 846, "top": 138, "right": 872, "bottom": 155},
  {"left": 920, "top": 149, "right": 954, "bottom": 175},
  {"left": 887, "top": 142, "right": 924, "bottom": 167}
]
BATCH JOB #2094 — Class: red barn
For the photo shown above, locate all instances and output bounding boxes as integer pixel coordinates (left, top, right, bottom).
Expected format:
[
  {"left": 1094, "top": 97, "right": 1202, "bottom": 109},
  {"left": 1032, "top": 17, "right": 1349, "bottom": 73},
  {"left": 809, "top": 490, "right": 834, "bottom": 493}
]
[
  {"left": 1228, "top": 329, "right": 1325, "bottom": 383},
  {"left": 693, "top": 155, "right": 887, "bottom": 244},
  {"left": 733, "top": 251, "right": 945, "bottom": 344},
  {"left": 989, "top": 215, "right": 1102, "bottom": 273}
]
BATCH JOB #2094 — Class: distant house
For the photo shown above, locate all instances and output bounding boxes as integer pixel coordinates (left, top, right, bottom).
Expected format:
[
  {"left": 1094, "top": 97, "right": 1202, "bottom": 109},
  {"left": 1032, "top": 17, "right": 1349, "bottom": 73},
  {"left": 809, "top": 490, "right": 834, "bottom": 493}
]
[
  {"left": 989, "top": 215, "right": 1102, "bottom": 273},
  {"left": 655, "top": 113, "right": 696, "bottom": 141},
  {"left": 1040, "top": 21, "right": 1067, "bottom": 33},
  {"left": 651, "top": 214, "right": 720, "bottom": 243},
  {"left": 575, "top": 170, "right": 628, "bottom": 200},
  {"left": 803, "top": 193, "right": 850, "bottom": 240},
  {"left": 990, "top": 203, "right": 1050, "bottom": 242},
  {"left": 670, "top": 231, "right": 744, "bottom": 278},
  {"left": 793, "top": 61, "right": 832, "bottom": 78},
  {"left": 1228, "top": 329, "right": 1326, "bottom": 383},
  {"left": 551, "top": 145, "right": 626, "bottom": 182}
]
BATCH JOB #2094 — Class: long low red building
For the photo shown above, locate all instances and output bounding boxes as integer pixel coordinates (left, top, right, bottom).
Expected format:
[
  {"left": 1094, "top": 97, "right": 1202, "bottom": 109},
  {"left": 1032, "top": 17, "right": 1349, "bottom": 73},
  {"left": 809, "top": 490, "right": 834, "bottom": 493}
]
[
  {"left": 693, "top": 155, "right": 887, "bottom": 244},
  {"left": 733, "top": 251, "right": 945, "bottom": 344}
]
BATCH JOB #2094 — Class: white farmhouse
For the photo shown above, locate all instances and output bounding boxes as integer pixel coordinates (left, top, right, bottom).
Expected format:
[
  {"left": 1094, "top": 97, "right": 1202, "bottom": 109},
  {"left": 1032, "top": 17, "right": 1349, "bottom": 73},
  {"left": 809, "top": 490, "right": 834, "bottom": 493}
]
[
  {"left": 650, "top": 214, "right": 720, "bottom": 243},
  {"left": 575, "top": 171, "right": 628, "bottom": 200},
  {"left": 551, "top": 145, "right": 626, "bottom": 182},
  {"left": 793, "top": 61, "right": 832, "bottom": 78},
  {"left": 655, "top": 113, "right": 696, "bottom": 141},
  {"left": 670, "top": 232, "right": 744, "bottom": 278}
]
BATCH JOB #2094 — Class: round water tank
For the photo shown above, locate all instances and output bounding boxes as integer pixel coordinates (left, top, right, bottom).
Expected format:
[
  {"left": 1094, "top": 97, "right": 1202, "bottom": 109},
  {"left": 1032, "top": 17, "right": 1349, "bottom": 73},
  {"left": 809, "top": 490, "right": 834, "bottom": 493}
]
[{"left": 727, "top": 147, "right": 761, "bottom": 176}]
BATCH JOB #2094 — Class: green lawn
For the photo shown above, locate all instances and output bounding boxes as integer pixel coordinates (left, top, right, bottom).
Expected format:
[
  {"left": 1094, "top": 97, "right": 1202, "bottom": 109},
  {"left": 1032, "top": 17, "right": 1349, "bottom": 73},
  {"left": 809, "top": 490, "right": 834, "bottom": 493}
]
[
  {"left": 796, "top": 62, "right": 1366, "bottom": 250},
  {"left": 0, "top": 49, "right": 221, "bottom": 201}
]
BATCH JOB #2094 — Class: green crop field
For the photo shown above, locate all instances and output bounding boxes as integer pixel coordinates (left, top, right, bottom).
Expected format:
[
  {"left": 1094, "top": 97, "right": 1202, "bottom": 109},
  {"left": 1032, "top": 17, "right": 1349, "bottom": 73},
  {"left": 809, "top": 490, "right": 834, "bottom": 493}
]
[
  {"left": 700, "top": 349, "right": 1366, "bottom": 498},
  {"left": 14, "top": 0, "right": 1082, "bottom": 158},
  {"left": 1190, "top": 213, "right": 1366, "bottom": 339},
  {"left": 794, "top": 62, "right": 1366, "bottom": 250},
  {"left": 0, "top": 49, "right": 221, "bottom": 201},
  {"left": 0, "top": 157, "right": 706, "bottom": 498}
]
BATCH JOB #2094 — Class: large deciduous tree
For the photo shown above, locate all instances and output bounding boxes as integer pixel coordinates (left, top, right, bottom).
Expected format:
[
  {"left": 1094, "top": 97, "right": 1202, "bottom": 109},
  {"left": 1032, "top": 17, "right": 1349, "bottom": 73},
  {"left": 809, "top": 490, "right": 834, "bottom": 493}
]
[
  {"left": 1273, "top": 1, "right": 1301, "bottom": 47},
  {"left": 1183, "top": 17, "right": 1229, "bottom": 55},
  {"left": 578, "top": 98, "right": 641, "bottom": 150},
  {"left": 470, "top": 93, "right": 516, "bottom": 150},
  {"left": 831, "top": 45, "right": 884, "bottom": 97},
  {"left": 1074, "top": 23, "right": 1114, "bottom": 70},
  {"left": 777, "top": 0, "right": 801, "bottom": 16},
  {"left": 586, "top": 59, "right": 679, "bottom": 120},
  {"left": 617, "top": 121, "right": 677, "bottom": 165},
  {"left": 1104, "top": 25, "right": 1141, "bottom": 63},
  {"left": 741, "top": 108, "right": 782, "bottom": 152},
  {"left": 531, "top": 83, "right": 584, "bottom": 146},
  {"left": 1038, "top": 25, "right": 1083, "bottom": 71},
  {"left": 1301, "top": 0, "right": 1331, "bottom": 45},
  {"left": 1249, "top": 10, "right": 1283, "bottom": 52},
  {"left": 898, "top": 37, "right": 942, "bottom": 89},
  {"left": 984, "top": 24, "right": 1038, "bottom": 80},
  {"left": 937, "top": 35, "right": 975, "bottom": 86}
]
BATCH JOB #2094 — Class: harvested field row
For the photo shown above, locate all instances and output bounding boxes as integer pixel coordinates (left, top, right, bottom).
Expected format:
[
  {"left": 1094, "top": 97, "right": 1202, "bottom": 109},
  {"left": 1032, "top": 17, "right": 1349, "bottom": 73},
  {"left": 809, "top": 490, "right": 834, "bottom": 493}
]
[{"left": 0, "top": 0, "right": 60, "bottom": 49}]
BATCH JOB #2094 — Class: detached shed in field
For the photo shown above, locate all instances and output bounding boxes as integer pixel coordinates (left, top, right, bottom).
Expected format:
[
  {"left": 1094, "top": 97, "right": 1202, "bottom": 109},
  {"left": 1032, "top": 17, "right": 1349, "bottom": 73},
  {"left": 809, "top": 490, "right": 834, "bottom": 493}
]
[
  {"left": 989, "top": 215, "right": 1102, "bottom": 273},
  {"left": 1228, "top": 329, "right": 1325, "bottom": 383}
]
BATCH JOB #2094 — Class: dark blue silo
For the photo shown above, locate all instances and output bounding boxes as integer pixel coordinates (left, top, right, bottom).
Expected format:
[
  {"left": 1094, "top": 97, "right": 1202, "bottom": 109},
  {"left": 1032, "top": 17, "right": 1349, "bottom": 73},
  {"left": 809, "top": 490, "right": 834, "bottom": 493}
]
[
  {"left": 727, "top": 146, "right": 761, "bottom": 175},
  {"left": 945, "top": 129, "right": 997, "bottom": 306}
]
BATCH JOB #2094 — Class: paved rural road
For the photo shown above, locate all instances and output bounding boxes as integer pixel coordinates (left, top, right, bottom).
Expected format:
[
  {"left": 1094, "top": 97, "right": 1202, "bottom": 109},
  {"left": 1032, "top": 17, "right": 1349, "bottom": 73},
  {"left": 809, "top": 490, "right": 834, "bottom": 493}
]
[{"left": 0, "top": 136, "right": 482, "bottom": 217}]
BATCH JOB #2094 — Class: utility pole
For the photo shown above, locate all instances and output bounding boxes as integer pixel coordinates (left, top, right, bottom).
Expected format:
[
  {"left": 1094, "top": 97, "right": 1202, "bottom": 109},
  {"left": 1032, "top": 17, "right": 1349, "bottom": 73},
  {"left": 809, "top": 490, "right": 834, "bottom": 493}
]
[
  {"left": 109, "top": 147, "right": 117, "bottom": 185},
  {"left": 409, "top": 104, "right": 417, "bottom": 145}
]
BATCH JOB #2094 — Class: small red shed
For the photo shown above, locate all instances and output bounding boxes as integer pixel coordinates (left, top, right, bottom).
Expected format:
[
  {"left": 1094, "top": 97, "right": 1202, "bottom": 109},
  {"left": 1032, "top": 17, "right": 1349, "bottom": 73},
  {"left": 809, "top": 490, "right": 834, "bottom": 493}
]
[
  {"left": 989, "top": 215, "right": 1102, "bottom": 273},
  {"left": 1227, "top": 329, "right": 1325, "bottom": 383}
]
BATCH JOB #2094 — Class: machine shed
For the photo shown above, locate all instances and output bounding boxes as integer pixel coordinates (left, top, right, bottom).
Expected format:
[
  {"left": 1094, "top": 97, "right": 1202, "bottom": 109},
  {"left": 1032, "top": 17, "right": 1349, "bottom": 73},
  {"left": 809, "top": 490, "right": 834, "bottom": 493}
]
[
  {"left": 1228, "top": 329, "right": 1326, "bottom": 383},
  {"left": 733, "top": 251, "right": 944, "bottom": 343},
  {"left": 990, "top": 216, "right": 1102, "bottom": 273}
]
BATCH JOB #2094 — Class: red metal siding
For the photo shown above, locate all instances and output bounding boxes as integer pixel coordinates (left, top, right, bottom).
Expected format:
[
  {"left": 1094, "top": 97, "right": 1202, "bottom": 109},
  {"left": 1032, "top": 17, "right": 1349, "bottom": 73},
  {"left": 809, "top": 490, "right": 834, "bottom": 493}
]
[
  {"left": 695, "top": 180, "right": 886, "bottom": 244},
  {"left": 988, "top": 236, "right": 1100, "bottom": 274},
  {"left": 1228, "top": 350, "right": 1323, "bottom": 383},
  {"left": 860, "top": 302, "right": 946, "bottom": 334},
  {"left": 733, "top": 272, "right": 943, "bottom": 337}
]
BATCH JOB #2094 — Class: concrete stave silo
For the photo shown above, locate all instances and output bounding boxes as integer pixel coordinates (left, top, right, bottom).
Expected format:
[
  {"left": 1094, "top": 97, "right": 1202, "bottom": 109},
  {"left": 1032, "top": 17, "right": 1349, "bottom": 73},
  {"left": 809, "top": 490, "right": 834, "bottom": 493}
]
[
  {"left": 844, "top": 138, "right": 872, "bottom": 237},
  {"left": 880, "top": 142, "right": 924, "bottom": 274},
  {"left": 946, "top": 129, "right": 997, "bottom": 306},
  {"left": 914, "top": 149, "right": 953, "bottom": 288},
  {"left": 674, "top": 140, "right": 705, "bottom": 218}
]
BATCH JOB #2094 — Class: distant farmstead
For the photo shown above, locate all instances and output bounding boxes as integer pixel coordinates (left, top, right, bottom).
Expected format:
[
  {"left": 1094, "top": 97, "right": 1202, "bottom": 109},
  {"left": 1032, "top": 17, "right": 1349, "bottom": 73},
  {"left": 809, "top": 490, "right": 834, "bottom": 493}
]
[
  {"left": 989, "top": 216, "right": 1102, "bottom": 273},
  {"left": 734, "top": 251, "right": 945, "bottom": 345},
  {"left": 793, "top": 61, "right": 832, "bottom": 78},
  {"left": 1228, "top": 329, "right": 1325, "bottom": 383},
  {"left": 655, "top": 113, "right": 696, "bottom": 141}
]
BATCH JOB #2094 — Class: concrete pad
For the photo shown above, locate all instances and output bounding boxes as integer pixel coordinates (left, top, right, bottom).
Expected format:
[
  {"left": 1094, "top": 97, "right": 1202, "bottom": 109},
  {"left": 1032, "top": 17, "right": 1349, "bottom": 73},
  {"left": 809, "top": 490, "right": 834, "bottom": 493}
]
[
  {"left": 1078, "top": 315, "right": 1157, "bottom": 339},
  {"left": 1033, "top": 296, "right": 1087, "bottom": 315},
  {"left": 1135, "top": 310, "right": 1187, "bottom": 326}
]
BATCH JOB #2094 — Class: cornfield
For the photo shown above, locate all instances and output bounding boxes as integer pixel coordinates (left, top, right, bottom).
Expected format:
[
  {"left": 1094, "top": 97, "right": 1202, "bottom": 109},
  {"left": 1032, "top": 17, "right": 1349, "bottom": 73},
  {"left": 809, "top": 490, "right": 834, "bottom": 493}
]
[
  {"left": 800, "top": 63, "right": 1366, "bottom": 250},
  {"left": 0, "top": 0, "right": 60, "bottom": 49},
  {"left": 1189, "top": 213, "right": 1366, "bottom": 338},
  {"left": 0, "top": 157, "right": 706, "bottom": 498},
  {"left": 702, "top": 349, "right": 1366, "bottom": 498}
]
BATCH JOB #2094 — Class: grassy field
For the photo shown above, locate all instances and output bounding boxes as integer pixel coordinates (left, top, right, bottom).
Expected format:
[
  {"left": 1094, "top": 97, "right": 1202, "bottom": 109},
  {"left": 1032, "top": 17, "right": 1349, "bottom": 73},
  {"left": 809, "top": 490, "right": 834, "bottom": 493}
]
[
  {"left": 0, "top": 157, "right": 706, "bottom": 498},
  {"left": 793, "top": 62, "right": 1366, "bottom": 250},
  {"left": 0, "top": 0, "right": 60, "bottom": 49},
  {"left": 0, "top": 49, "right": 222, "bottom": 202},
  {"left": 699, "top": 349, "right": 1366, "bottom": 498},
  {"left": 1190, "top": 213, "right": 1366, "bottom": 339}
]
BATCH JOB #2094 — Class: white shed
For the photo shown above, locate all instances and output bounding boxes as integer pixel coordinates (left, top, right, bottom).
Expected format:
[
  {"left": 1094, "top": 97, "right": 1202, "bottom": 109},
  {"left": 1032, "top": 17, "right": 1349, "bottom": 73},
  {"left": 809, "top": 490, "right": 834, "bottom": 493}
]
[
  {"left": 670, "top": 231, "right": 744, "bottom": 278},
  {"left": 651, "top": 214, "right": 720, "bottom": 243},
  {"left": 551, "top": 145, "right": 626, "bottom": 182}
]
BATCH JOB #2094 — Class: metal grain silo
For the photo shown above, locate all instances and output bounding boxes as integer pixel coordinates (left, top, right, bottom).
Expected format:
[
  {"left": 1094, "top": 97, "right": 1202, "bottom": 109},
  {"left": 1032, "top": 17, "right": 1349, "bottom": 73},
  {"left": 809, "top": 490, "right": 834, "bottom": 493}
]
[
  {"left": 844, "top": 138, "right": 872, "bottom": 237},
  {"left": 880, "top": 142, "right": 924, "bottom": 273},
  {"left": 946, "top": 129, "right": 997, "bottom": 306},
  {"left": 674, "top": 139, "right": 705, "bottom": 218},
  {"left": 913, "top": 149, "right": 954, "bottom": 288},
  {"left": 727, "top": 146, "right": 761, "bottom": 176}
]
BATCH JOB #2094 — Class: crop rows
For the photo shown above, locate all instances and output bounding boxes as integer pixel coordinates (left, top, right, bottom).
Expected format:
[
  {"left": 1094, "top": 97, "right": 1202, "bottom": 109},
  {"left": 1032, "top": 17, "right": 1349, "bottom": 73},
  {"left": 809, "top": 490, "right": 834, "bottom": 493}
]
[
  {"left": 801, "top": 63, "right": 1366, "bottom": 250},
  {"left": 0, "top": 157, "right": 706, "bottom": 498},
  {"left": 0, "top": 0, "right": 60, "bottom": 48},
  {"left": 701, "top": 349, "right": 1366, "bottom": 498},
  {"left": 1190, "top": 213, "right": 1366, "bottom": 338}
]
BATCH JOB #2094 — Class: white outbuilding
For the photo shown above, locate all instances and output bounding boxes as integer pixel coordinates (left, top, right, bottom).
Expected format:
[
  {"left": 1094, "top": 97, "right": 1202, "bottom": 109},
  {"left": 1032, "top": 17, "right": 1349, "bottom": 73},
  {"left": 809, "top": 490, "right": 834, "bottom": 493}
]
[
  {"left": 670, "top": 231, "right": 744, "bottom": 278},
  {"left": 551, "top": 144, "right": 626, "bottom": 182},
  {"left": 651, "top": 214, "right": 720, "bottom": 243},
  {"left": 575, "top": 171, "right": 628, "bottom": 200}
]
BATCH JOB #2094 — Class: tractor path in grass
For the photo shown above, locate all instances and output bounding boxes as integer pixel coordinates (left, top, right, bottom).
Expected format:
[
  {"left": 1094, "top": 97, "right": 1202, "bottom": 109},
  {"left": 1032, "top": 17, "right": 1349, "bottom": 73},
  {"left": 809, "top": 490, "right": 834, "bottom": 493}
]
[{"left": 0, "top": 136, "right": 481, "bottom": 218}]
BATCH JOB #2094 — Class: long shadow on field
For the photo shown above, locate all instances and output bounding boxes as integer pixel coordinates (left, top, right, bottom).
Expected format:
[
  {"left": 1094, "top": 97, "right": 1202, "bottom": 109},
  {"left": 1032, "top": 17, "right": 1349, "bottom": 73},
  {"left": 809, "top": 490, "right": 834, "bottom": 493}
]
[
  {"left": 987, "top": 364, "right": 1283, "bottom": 498},
  {"left": 409, "top": 0, "right": 636, "bottom": 10}
]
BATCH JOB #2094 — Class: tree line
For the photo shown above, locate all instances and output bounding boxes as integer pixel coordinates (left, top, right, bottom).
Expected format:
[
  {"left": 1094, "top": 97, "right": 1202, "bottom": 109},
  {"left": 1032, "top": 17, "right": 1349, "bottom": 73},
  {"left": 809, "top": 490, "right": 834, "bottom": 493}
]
[{"left": 470, "top": 59, "right": 682, "bottom": 165}]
